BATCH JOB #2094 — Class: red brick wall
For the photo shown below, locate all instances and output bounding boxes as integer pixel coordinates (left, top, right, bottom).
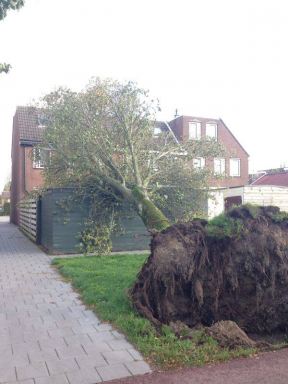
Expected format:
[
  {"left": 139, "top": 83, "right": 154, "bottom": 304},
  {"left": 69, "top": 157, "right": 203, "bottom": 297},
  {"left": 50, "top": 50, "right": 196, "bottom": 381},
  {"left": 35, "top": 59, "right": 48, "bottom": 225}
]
[
  {"left": 169, "top": 116, "right": 249, "bottom": 188},
  {"left": 24, "top": 147, "right": 44, "bottom": 192},
  {"left": 10, "top": 115, "right": 44, "bottom": 225}
]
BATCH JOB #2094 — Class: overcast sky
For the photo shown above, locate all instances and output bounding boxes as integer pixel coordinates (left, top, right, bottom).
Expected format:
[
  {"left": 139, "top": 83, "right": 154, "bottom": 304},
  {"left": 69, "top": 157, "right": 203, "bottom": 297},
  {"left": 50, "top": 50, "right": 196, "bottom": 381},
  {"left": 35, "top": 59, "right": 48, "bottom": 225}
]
[{"left": 1, "top": 0, "right": 288, "bottom": 190}]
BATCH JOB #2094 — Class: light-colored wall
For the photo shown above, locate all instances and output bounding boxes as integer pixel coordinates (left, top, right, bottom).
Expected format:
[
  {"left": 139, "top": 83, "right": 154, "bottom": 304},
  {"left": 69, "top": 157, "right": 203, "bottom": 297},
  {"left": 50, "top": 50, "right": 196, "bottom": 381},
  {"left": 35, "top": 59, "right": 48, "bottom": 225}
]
[
  {"left": 207, "top": 191, "right": 225, "bottom": 219},
  {"left": 207, "top": 185, "right": 288, "bottom": 219},
  {"left": 242, "top": 185, "right": 288, "bottom": 212}
]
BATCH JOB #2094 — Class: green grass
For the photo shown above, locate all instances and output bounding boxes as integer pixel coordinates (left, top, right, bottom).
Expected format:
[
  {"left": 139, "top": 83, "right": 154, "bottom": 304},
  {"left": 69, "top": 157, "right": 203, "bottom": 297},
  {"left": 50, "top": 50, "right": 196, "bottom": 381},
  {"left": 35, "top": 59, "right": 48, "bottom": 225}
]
[{"left": 53, "top": 254, "right": 256, "bottom": 369}]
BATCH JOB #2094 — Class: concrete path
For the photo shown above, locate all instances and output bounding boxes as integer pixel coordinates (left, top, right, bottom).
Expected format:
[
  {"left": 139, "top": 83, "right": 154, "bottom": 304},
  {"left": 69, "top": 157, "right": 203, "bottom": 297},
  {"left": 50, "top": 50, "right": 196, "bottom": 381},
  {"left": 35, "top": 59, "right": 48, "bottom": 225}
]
[{"left": 0, "top": 217, "right": 151, "bottom": 384}]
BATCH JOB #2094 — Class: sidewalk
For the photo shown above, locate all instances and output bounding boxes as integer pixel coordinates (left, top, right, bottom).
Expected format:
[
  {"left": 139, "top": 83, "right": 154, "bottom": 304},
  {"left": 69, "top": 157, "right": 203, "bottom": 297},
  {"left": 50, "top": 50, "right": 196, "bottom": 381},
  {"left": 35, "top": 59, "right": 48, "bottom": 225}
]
[{"left": 0, "top": 217, "right": 151, "bottom": 383}]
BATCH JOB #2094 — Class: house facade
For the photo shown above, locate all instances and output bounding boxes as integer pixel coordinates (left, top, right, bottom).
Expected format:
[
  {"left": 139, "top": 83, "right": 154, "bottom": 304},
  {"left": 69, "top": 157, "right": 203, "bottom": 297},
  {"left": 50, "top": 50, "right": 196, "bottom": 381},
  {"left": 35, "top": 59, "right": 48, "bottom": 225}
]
[
  {"left": 10, "top": 107, "right": 45, "bottom": 224},
  {"left": 159, "top": 115, "right": 249, "bottom": 188},
  {"left": 11, "top": 108, "right": 249, "bottom": 226}
]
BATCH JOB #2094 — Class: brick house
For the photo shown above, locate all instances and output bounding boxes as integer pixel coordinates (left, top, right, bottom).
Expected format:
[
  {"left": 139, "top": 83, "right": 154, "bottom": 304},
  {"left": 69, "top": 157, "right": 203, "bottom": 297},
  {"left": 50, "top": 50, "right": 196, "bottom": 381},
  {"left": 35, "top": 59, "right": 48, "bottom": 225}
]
[
  {"left": 11, "top": 108, "right": 249, "bottom": 224},
  {"left": 157, "top": 115, "right": 249, "bottom": 188},
  {"left": 10, "top": 107, "right": 45, "bottom": 224}
]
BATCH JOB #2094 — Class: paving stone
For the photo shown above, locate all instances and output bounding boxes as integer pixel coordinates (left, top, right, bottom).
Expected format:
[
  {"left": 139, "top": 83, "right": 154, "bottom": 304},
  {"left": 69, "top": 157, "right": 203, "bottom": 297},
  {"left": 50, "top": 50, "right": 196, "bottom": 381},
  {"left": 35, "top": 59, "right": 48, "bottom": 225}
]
[
  {"left": 45, "top": 357, "right": 79, "bottom": 375},
  {"left": 0, "top": 365, "right": 17, "bottom": 382},
  {"left": 97, "top": 363, "right": 132, "bottom": 381},
  {"left": 75, "top": 354, "right": 108, "bottom": 369},
  {"left": 108, "top": 339, "right": 135, "bottom": 351},
  {"left": 66, "top": 368, "right": 102, "bottom": 384},
  {"left": 55, "top": 344, "right": 87, "bottom": 358},
  {"left": 4, "top": 380, "right": 34, "bottom": 384},
  {"left": 94, "top": 323, "right": 112, "bottom": 331},
  {"left": 35, "top": 374, "right": 69, "bottom": 384},
  {"left": 64, "top": 333, "right": 93, "bottom": 346},
  {"left": 28, "top": 347, "right": 59, "bottom": 363},
  {"left": 111, "top": 330, "right": 125, "bottom": 340},
  {"left": 16, "top": 361, "right": 49, "bottom": 380},
  {"left": 102, "top": 350, "right": 135, "bottom": 364},
  {"left": 0, "top": 218, "right": 151, "bottom": 383},
  {"left": 88, "top": 331, "right": 116, "bottom": 343},
  {"left": 128, "top": 348, "right": 144, "bottom": 361},
  {"left": 48, "top": 327, "right": 74, "bottom": 339},
  {"left": 125, "top": 361, "right": 152, "bottom": 375},
  {"left": 82, "top": 342, "right": 112, "bottom": 355}
]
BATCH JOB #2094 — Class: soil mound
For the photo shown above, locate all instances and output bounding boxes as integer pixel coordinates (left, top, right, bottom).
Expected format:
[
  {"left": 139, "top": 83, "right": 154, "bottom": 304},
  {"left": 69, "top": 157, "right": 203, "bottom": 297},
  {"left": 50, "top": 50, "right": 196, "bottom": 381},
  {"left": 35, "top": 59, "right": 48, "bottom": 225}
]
[
  {"left": 131, "top": 205, "right": 288, "bottom": 333},
  {"left": 205, "top": 321, "right": 256, "bottom": 349}
]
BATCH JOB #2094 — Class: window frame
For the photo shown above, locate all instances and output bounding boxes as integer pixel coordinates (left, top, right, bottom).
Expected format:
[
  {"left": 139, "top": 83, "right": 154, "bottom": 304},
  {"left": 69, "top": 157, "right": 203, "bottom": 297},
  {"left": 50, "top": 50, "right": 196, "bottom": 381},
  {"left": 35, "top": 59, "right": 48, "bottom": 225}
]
[
  {"left": 153, "top": 126, "right": 162, "bottom": 137},
  {"left": 193, "top": 157, "right": 205, "bottom": 169},
  {"left": 32, "top": 147, "right": 47, "bottom": 169},
  {"left": 188, "top": 121, "right": 201, "bottom": 140},
  {"left": 229, "top": 158, "right": 241, "bottom": 177},
  {"left": 206, "top": 122, "right": 218, "bottom": 139},
  {"left": 214, "top": 158, "right": 226, "bottom": 175}
]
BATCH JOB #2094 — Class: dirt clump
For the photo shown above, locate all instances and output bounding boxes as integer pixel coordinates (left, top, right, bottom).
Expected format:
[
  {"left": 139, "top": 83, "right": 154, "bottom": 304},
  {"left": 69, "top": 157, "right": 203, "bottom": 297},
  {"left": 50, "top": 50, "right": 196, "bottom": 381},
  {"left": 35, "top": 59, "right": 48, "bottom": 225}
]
[
  {"left": 205, "top": 321, "right": 256, "bottom": 349},
  {"left": 131, "top": 205, "right": 288, "bottom": 334}
]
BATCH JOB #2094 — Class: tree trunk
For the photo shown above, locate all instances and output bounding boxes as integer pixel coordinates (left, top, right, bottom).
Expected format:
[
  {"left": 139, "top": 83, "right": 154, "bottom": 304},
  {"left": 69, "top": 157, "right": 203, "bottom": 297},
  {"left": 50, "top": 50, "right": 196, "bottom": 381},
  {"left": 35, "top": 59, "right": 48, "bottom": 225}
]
[{"left": 132, "top": 187, "right": 170, "bottom": 231}]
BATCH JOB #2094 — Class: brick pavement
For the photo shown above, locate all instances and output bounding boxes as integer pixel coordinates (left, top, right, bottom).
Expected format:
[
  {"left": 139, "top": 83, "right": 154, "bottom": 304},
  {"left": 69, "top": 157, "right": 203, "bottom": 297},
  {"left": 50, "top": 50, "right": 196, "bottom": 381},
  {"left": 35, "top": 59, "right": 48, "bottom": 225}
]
[{"left": 0, "top": 217, "right": 151, "bottom": 383}]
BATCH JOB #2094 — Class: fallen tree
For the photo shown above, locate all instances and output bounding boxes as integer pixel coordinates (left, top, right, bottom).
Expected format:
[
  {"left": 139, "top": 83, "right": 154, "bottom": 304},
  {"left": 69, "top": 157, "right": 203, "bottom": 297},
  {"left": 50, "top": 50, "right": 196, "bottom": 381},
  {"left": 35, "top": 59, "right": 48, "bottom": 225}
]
[{"left": 131, "top": 205, "right": 288, "bottom": 334}]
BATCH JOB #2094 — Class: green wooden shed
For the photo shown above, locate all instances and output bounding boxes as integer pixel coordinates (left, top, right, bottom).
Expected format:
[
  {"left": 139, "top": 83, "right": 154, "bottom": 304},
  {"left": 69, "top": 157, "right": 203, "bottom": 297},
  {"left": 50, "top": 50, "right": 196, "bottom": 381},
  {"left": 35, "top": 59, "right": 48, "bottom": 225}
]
[{"left": 40, "top": 188, "right": 150, "bottom": 254}]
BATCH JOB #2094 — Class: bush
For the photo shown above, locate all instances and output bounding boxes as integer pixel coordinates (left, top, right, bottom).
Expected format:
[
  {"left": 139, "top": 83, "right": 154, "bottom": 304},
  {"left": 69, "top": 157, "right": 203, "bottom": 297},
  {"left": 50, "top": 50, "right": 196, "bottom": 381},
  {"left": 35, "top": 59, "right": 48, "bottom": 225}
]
[{"left": 0, "top": 202, "right": 10, "bottom": 216}]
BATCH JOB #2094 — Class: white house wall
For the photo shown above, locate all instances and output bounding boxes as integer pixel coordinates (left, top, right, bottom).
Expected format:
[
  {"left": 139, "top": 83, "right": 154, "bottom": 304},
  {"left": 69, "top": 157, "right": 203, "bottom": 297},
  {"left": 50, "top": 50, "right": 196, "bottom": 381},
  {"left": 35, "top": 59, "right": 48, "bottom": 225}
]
[
  {"left": 207, "top": 191, "right": 225, "bottom": 219},
  {"left": 242, "top": 185, "right": 288, "bottom": 212}
]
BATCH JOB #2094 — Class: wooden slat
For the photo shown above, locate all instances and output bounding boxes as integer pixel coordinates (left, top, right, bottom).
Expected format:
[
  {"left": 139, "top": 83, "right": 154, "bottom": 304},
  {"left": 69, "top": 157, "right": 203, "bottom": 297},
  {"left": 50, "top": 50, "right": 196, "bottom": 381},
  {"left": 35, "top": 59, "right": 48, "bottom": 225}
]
[{"left": 19, "top": 198, "right": 39, "bottom": 242}]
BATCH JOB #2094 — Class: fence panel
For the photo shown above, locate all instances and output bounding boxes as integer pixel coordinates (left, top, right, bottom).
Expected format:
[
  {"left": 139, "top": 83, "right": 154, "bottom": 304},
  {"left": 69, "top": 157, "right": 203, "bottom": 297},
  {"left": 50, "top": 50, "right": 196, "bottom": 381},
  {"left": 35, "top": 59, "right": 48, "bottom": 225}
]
[{"left": 19, "top": 198, "right": 40, "bottom": 243}]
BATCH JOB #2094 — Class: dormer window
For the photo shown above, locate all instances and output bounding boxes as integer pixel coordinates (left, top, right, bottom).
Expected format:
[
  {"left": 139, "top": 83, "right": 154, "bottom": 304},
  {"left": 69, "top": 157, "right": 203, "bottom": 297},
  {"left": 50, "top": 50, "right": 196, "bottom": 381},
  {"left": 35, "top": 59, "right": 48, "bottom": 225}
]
[
  {"left": 206, "top": 122, "right": 217, "bottom": 139},
  {"left": 37, "top": 113, "right": 48, "bottom": 127},
  {"left": 188, "top": 122, "right": 201, "bottom": 140}
]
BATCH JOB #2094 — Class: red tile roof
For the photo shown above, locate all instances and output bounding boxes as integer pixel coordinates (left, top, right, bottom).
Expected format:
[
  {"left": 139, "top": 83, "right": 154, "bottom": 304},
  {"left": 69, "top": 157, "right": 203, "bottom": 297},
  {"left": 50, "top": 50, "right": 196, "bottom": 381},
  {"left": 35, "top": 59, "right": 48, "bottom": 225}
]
[
  {"left": 252, "top": 172, "right": 288, "bottom": 187},
  {"left": 15, "top": 106, "right": 45, "bottom": 143}
]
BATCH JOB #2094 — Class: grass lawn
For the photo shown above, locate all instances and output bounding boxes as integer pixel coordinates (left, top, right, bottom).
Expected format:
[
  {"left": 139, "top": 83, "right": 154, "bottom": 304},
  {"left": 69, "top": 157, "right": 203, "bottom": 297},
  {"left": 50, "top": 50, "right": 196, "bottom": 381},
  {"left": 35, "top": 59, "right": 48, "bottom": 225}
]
[{"left": 53, "top": 254, "right": 256, "bottom": 369}]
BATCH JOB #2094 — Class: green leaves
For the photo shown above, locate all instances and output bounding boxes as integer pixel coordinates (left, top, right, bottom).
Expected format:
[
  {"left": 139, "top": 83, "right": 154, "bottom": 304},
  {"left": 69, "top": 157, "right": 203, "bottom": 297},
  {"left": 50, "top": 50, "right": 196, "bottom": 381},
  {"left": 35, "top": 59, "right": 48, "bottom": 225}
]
[
  {"left": 39, "top": 77, "right": 224, "bottom": 230},
  {"left": 0, "top": 0, "right": 24, "bottom": 20},
  {"left": 0, "top": 63, "right": 11, "bottom": 74}
]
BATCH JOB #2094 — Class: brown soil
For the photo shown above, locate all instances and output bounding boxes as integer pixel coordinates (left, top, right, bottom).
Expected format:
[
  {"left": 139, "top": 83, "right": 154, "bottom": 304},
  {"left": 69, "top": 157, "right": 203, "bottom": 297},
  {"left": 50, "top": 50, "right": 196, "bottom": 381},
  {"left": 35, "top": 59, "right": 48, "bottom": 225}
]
[{"left": 131, "top": 205, "right": 288, "bottom": 334}]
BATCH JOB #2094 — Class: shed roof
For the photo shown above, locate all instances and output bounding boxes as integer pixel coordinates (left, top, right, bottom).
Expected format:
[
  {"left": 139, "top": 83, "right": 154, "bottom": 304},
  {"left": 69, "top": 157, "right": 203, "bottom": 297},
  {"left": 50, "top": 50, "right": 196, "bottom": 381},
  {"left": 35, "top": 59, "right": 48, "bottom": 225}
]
[{"left": 252, "top": 172, "right": 288, "bottom": 187}]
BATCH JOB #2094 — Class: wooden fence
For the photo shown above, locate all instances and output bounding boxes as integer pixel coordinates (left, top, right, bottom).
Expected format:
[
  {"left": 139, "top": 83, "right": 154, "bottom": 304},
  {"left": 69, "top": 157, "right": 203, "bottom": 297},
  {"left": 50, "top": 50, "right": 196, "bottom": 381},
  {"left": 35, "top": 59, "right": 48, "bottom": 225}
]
[{"left": 18, "top": 198, "right": 40, "bottom": 243}]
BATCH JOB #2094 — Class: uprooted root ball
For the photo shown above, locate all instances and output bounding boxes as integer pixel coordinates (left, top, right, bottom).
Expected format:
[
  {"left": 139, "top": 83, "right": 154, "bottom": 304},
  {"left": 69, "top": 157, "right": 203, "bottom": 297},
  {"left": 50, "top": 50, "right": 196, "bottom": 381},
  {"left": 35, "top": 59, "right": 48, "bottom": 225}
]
[{"left": 131, "top": 205, "right": 288, "bottom": 334}]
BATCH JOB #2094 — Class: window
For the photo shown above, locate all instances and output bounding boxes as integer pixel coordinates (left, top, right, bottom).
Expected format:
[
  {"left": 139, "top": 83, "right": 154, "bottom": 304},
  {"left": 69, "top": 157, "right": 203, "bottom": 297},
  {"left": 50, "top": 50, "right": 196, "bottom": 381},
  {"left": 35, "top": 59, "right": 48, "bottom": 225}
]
[
  {"left": 230, "top": 158, "right": 241, "bottom": 177},
  {"left": 193, "top": 157, "right": 205, "bottom": 169},
  {"left": 214, "top": 158, "right": 225, "bottom": 175},
  {"left": 188, "top": 122, "right": 201, "bottom": 140},
  {"left": 33, "top": 148, "right": 49, "bottom": 169},
  {"left": 37, "top": 113, "right": 48, "bottom": 127},
  {"left": 206, "top": 123, "right": 217, "bottom": 139},
  {"left": 153, "top": 127, "right": 162, "bottom": 137}
]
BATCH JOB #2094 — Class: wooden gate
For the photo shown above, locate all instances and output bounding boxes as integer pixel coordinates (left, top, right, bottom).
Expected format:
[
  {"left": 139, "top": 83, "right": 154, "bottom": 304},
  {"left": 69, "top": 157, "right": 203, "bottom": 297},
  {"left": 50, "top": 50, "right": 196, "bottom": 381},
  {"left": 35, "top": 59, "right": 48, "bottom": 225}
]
[{"left": 18, "top": 197, "right": 41, "bottom": 243}]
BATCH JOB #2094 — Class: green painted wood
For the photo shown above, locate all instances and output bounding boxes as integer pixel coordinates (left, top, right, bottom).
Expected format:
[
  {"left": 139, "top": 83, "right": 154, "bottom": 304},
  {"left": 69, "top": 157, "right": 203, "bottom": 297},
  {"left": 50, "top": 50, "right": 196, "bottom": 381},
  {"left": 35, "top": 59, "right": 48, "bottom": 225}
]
[{"left": 40, "top": 188, "right": 150, "bottom": 254}]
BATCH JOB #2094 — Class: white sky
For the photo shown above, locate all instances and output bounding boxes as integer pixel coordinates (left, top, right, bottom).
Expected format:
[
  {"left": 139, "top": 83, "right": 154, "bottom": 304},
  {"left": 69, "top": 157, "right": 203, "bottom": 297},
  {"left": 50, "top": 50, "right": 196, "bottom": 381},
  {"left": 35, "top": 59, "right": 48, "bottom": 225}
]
[{"left": 1, "top": 0, "right": 288, "bottom": 190}]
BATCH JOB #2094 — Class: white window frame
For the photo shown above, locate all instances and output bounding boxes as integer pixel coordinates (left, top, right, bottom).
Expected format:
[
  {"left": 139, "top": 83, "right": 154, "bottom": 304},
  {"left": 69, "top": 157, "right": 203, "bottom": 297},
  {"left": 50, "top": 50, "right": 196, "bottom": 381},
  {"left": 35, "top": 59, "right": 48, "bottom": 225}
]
[
  {"left": 153, "top": 127, "right": 162, "bottom": 137},
  {"left": 188, "top": 121, "right": 201, "bottom": 140},
  {"left": 206, "top": 122, "right": 218, "bottom": 139},
  {"left": 230, "top": 158, "right": 241, "bottom": 177},
  {"left": 193, "top": 157, "right": 205, "bottom": 169},
  {"left": 32, "top": 148, "right": 47, "bottom": 169},
  {"left": 214, "top": 158, "right": 225, "bottom": 175}
]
